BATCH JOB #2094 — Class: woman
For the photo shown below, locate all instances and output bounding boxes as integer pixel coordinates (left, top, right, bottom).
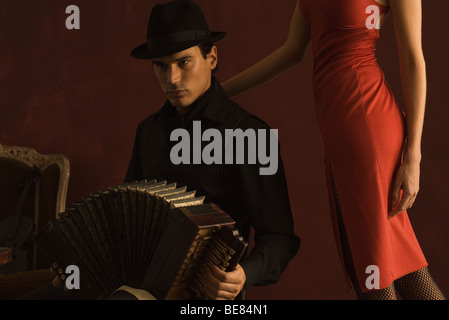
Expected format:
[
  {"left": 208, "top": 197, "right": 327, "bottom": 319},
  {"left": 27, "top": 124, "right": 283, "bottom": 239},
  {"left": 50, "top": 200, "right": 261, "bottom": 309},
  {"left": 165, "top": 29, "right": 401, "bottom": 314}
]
[{"left": 222, "top": 0, "right": 445, "bottom": 300}]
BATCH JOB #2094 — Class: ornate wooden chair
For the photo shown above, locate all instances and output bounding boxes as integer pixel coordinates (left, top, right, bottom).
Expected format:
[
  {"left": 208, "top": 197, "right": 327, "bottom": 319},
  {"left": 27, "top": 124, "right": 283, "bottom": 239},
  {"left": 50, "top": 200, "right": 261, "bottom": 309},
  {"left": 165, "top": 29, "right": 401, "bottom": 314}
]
[{"left": 0, "top": 144, "right": 70, "bottom": 299}]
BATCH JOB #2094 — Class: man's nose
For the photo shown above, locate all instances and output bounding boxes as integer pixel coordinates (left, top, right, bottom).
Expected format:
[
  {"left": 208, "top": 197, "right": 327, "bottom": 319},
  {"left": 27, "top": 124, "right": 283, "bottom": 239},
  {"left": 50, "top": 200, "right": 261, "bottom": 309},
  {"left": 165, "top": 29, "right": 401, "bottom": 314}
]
[{"left": 167, "top": 65, "right": 182, "bottom": 85}]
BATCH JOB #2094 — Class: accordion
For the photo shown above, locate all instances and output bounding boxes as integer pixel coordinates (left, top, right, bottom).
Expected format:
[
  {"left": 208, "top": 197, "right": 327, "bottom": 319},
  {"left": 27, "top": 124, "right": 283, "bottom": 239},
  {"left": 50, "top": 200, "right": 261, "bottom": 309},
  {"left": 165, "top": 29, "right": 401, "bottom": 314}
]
[{"left": 34, "top": 179, "right": 247, "bottom": 300}]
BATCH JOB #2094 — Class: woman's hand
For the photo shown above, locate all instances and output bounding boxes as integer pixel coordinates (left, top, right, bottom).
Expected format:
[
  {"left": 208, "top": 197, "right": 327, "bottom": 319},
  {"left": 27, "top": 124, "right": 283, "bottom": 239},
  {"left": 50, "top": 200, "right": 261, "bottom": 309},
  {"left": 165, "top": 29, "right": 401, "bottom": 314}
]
[{"left": 389, "top": 155, "right": 421, "bottom": 219}]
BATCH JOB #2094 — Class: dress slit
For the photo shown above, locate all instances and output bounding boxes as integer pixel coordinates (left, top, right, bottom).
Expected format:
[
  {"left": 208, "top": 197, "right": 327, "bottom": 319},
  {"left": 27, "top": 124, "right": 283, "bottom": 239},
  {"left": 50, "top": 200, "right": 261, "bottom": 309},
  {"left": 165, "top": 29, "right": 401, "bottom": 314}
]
[{"left": 327, "top": 163, "right": 359, "bottom": 293}]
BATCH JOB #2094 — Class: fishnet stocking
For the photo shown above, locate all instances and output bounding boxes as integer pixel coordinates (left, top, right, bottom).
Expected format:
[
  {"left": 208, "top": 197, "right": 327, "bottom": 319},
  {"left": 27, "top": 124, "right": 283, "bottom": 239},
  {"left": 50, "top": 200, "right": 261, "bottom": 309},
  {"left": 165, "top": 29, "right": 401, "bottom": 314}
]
[
  {"left": 335, "top": 192, "right": 398, "bottom": 300},
  {"left": 329, "top": 168, "right": 446, "bottom": 300},
  {"left": 395, "top": 267, "right": 446, "bottom": 300}
]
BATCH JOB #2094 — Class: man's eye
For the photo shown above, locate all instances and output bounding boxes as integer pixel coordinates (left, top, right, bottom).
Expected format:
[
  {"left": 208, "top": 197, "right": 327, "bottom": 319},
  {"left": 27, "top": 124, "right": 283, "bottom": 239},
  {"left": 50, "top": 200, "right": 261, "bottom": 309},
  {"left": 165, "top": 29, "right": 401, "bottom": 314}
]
[
  {"left": 153, "top": 61, "right": 165, "bottom": 68},
  {"left": 179, "top": 60, "right": 189, "bottom": 67}
]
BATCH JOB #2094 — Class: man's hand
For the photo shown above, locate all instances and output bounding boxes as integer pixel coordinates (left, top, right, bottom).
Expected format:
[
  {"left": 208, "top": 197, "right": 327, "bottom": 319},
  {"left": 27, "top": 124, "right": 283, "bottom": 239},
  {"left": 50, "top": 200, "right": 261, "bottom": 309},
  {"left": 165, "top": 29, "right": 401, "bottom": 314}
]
[
  {"left": 50, "top": 266, "right": 69, "bottom": 292},
  {"left": 203, "top": 264, "right": 246, "bottom": 300}
]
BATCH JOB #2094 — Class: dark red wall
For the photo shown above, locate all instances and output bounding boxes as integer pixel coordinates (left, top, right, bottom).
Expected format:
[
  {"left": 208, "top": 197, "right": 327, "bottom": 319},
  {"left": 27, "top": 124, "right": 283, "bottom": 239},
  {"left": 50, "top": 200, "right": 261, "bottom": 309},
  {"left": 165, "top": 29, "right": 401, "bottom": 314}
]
[{"left": 1, "top": 0, "right": 447, "bottom": 299}]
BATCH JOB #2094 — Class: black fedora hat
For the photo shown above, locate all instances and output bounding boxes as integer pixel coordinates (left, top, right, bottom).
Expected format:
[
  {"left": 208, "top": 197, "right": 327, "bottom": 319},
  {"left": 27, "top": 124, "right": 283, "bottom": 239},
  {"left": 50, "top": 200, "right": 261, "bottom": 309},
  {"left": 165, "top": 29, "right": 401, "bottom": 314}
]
[{"left": 131, "top": 0, "right": 226, "bottom": 59}]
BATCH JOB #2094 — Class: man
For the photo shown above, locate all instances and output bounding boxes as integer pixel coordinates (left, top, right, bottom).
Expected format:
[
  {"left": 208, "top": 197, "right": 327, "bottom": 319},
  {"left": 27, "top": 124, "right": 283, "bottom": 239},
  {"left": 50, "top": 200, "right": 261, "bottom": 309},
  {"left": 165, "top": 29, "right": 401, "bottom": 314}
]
[{"left": 124, "top": 0, "right": 300, "bottom": 300}]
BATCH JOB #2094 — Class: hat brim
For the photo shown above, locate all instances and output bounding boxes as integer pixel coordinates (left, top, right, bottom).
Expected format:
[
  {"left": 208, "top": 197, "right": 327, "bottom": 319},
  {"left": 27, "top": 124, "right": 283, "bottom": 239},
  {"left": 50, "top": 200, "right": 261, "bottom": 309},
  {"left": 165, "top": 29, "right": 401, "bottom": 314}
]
[{"left": 131, "top": 32, "right": 226, "bottom": 59}]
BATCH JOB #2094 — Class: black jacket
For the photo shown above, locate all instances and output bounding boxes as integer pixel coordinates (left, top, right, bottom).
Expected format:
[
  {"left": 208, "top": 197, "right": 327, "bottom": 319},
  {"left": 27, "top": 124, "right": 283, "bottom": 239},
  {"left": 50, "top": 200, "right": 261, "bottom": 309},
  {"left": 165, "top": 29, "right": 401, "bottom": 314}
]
[{"left": 125, "top": 77, "right": 300, "bottom": 289}]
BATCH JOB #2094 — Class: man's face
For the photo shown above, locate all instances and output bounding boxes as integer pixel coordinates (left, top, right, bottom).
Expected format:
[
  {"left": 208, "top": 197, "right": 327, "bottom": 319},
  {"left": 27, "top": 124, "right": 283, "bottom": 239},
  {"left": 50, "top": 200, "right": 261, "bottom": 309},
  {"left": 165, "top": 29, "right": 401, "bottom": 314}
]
[{"left": 152, "top": 45, "right": 218, "bottom": 113}]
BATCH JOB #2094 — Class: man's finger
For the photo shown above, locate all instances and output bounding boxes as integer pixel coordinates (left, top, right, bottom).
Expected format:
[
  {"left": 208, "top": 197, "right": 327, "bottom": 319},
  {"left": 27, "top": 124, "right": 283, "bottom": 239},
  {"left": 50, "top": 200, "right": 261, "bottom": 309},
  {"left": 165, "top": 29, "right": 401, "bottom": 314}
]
[{"left": 52, "top": 276, "right": 63, "bottom": 288}]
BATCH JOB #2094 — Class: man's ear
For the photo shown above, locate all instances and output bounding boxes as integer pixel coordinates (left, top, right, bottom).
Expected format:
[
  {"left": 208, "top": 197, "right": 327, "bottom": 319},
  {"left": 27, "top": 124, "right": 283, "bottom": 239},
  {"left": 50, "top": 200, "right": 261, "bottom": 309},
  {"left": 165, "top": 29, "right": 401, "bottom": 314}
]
[{"left": 209, "top": 45, "right": 218, "bottom": 70}]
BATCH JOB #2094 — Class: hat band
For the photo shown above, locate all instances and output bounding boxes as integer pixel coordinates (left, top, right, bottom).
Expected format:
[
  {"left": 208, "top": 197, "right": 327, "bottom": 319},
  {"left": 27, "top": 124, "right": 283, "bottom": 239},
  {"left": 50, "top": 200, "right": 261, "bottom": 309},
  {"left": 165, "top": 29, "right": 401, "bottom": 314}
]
[{"left": 147, "top": 30, "right": 212, "bottom": 49}]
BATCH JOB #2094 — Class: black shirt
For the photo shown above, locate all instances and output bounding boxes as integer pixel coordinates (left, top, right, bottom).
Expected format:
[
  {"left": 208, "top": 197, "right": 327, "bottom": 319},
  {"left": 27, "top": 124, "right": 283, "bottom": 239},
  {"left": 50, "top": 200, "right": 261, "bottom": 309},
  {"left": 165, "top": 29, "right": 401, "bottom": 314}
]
[{"left": 125, "top": 77, "right": 300, "bottom": 289}]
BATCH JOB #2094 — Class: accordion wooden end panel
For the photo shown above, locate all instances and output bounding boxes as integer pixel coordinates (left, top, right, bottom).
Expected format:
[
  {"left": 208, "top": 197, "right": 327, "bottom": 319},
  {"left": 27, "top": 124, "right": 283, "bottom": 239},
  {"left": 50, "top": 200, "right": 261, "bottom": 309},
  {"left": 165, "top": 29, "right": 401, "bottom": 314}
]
[{"left": 34, "top": 179, "right": 247, "bottom": 300}]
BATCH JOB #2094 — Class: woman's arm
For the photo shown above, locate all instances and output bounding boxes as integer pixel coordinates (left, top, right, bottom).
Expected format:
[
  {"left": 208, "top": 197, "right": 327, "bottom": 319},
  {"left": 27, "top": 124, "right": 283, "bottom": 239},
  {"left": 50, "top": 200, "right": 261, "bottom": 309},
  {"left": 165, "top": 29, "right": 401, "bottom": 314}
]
[
  {"left": 389, "top": 0, "right": 426, "bottom": 218},
  {"left": 222, "top": 1, "right": 311, "bottom": 97}
]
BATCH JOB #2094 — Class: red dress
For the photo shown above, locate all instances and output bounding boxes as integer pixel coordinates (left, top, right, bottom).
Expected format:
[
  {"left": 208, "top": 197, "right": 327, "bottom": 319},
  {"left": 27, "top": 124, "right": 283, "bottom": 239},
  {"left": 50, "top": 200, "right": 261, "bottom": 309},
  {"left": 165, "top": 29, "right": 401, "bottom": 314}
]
[{"left": 299, "top": 0, "right": 428, "bottom": 291}]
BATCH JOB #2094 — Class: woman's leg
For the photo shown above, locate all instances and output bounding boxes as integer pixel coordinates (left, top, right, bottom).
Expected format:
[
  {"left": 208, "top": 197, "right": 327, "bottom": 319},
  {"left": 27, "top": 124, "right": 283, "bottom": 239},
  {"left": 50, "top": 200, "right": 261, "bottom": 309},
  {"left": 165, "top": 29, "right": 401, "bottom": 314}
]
[
  {"left": 394, "top": 267, "right": 446, "bottom": 300},
  {"left": 337, "top": 207, "right": 398, "bottom": 300},
  {"left": 330, "top": 168, "right": 398, "bottom": 300},
  {"left": 331, "top": 167, "right": 446, "bottom": 300}
]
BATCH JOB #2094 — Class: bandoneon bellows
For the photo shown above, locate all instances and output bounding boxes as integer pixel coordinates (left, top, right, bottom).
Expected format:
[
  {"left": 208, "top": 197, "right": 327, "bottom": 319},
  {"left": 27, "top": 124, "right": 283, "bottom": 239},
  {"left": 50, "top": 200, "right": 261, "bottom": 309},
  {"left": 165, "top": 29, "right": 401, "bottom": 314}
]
[{"left": 34, "top": 179, "right": 247, "bottom": 300}]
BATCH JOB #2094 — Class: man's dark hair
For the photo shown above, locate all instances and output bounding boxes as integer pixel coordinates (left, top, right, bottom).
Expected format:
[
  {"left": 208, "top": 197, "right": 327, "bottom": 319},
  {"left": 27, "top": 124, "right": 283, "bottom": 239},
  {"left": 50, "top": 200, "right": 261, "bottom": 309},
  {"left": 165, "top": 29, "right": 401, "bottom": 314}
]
[
  {"left": 198, "top": 42, "right": 215, "bottom": 58},
  {"left": 198, "top": 42, "right": 218, "bottom": 73}
]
